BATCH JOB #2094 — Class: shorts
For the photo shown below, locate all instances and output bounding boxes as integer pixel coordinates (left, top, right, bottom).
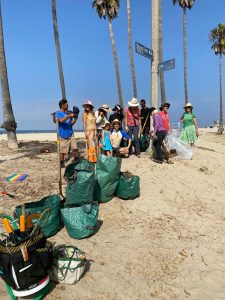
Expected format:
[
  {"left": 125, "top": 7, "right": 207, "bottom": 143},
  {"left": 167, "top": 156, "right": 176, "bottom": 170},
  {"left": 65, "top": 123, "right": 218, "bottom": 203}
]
[{"left": 60, "top": 136, "right": 77, "bottom": 154}]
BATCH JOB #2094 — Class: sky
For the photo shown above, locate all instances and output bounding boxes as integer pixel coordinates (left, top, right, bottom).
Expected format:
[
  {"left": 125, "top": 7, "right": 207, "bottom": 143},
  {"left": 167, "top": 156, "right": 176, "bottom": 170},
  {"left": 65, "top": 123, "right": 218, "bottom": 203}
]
[{"left": 0, "top": 0, "right": 224, "bottom": 130}]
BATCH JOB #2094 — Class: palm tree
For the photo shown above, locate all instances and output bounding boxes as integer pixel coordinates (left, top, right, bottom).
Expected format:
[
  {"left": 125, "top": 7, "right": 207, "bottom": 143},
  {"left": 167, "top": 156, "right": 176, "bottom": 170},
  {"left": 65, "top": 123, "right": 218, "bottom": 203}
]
[
  {"left": 173, "top": 0, "right": 195, "bottom": 104},
  {"left": 0, "top": 0, "right": 18, "bottom": 149},
  {"left": 209, "top": 23, "right": 225, "bottom": 134},
  {"left": 127, "top": 0, "right": 137, "bottom": 98},
  {"left": 151, "top": 0, "right": 159, "bottom": 108},
  {"left": 92, "top": 0, "right": 124, "bottom": 109},
  {"left": 159, "top": 0, "right": 166, "bottom": 105},
  {"left": 52, "top": 0, "right": 66, "bottom": 99}
]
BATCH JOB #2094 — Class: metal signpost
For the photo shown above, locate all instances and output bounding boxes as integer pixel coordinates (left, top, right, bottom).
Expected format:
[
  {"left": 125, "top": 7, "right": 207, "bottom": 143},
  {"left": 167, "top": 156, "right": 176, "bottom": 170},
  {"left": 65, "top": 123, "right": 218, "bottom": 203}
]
[
  {"left": 158, "top": 59, "right": 175, "bottom": 73},
  {"left": 135, "top": 42, "right": 153, "bottom": 60}
]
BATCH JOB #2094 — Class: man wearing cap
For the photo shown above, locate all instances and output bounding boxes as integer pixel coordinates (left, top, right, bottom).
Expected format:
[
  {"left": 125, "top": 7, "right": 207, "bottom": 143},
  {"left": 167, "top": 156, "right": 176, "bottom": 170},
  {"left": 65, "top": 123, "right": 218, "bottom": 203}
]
[
  {"left": 140, "top": 99, "right": 151, "bottom": 135},
  {"left": 111, "top": 119, "right": 131, "bottom": 156},
  {"left": 109, "top": 105, "right": 124, "bottom": 129},
  {"left": 53, "top": 99, "right": 78, "bottom": 167},
  {"left": 159, "top": 103, "right": 171, "bottom": 133},
  {"left": 95, "top": 104, "right": 111, "bottom": 140}
]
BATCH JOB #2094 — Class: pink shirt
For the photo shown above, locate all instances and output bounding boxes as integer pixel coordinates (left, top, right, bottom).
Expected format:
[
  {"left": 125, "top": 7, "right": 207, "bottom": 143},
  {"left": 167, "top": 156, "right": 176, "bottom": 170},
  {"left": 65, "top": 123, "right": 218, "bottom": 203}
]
[
  {"left": 126, "top": 107, "right": 140, "bottom": 126},
  {"left": 159, "top": 111, "right": 170, "bottom": 132}
]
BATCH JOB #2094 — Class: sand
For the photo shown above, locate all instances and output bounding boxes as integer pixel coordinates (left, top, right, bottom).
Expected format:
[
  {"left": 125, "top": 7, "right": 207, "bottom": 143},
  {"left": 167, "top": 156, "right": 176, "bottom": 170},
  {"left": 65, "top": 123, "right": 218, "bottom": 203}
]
[{"left": 0, "top": 128, "right": 225, "bottom": 299}]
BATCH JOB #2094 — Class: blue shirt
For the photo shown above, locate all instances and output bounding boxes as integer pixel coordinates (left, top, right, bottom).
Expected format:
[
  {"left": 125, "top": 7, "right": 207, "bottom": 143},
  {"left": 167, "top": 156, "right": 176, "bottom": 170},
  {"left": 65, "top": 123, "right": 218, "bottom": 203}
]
[{"left": 55, "top": 111, "right": 73, "bottom": 139}]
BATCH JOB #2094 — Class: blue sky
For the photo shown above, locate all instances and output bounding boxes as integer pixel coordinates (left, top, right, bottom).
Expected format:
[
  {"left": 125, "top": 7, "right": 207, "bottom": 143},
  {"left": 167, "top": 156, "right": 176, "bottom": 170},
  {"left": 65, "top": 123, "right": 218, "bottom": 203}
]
[{"left": 0, "top": 0, "right": 224, "bottom": 130}]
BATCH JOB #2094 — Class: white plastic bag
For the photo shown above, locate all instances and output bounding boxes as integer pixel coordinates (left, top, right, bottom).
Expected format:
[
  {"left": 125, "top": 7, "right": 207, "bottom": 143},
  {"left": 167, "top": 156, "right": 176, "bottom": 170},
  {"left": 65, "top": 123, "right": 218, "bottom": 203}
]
[
  {"left": 165, "top": 131, "right": 193, "bottom": 160},
  {"left": 50, "top": 245, "right": 86, "bottom": 284}
]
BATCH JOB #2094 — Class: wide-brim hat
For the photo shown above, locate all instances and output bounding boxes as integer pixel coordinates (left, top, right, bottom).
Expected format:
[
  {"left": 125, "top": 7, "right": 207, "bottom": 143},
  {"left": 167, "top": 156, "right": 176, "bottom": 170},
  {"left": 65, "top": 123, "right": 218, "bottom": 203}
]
[
  {"left": 159, "top": 102, "right": 170, "bottom": 111},
  {"left": 82, "top": 100, "right": 94, "bottom": 108},
  {"left": 101, "top": 121, "right": 112, "bottom": 129},
  {"left": 100, "top": 104, "right": 111, "bottom": 113},
  {"left": 112, "top": 104, "right": 121, "bottom": 111},
  {"left": 184, "top": 102, "right": 193, "bottom": 109},
  {"left": 128, "top": 98, "right": 139, "bottom": 107},
  {"left": 112, "top": 119, "right": 121, "bottom": 126}
]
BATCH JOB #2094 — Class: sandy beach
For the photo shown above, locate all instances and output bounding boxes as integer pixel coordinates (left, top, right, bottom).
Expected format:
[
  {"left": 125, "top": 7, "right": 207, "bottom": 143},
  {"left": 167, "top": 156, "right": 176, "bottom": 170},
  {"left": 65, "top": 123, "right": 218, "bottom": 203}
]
[{"left": 0, "top": 128, "right": 225, "bottom": 299}]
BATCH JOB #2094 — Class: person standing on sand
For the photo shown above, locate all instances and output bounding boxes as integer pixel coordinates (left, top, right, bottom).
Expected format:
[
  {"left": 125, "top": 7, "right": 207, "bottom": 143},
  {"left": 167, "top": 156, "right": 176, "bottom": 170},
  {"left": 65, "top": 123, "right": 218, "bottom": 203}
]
[
  {"left": 53, "top": 99, "right": 78, "bottom": 168},
  {"left": 140, "top": 99, "right": 151, "bottom": 136},
  {"left": 149, "top": 107, "right": 166, "bottom": 164},
  {"left": 95, "top": 104, "right": 111, "bottom": 140},
  {"left": 82, "top": 101, "right": 98, "bottom": 163},
  {"left": 125, "top": 98, "right": 141, "bottom": 157},
  {"left": 101, "top": 122, "right": 113, "bottom": 156},
  {"left": 179, "top": 102, "right": 199, "bottom": 146},
  {"left": 159, "top": 103, "right": 171, "bottom": 133}
]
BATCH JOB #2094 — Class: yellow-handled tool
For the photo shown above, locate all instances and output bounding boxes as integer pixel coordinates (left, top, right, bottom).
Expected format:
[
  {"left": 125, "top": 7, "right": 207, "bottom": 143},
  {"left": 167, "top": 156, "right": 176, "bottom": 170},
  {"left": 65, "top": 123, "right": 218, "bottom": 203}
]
[
  {"left": 19, "top": 215, "right": 26, "bottom": 239},
  {"left": 2, "top": 218, "right": 16, "bottom": 243}
]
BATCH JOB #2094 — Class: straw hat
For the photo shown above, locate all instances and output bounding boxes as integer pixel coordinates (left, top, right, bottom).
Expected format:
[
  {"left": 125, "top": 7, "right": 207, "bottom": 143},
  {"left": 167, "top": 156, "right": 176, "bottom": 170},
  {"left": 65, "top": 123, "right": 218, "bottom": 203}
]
[
  {"left": 112, "top": 119, "right": 121, "bottom": 126},
  {"left": 82, "top": 100, "right": 94, "bottom": 108},
  {"left": 101, "top": 121, "right": 111, "bottom": 129},
  {"left": 99, "top": 104, "right": 111, "bottom": 113},
  {"left": 128, "top": 98, "right": 139, "bottom": 107},
  {"left": 184, "top": 102, "right": 193, "bottom": 109}
]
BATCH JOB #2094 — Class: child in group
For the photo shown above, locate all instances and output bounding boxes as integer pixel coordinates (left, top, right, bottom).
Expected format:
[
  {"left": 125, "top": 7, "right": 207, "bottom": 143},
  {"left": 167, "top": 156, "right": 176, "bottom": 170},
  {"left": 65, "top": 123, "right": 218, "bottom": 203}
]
[{"left": 101, "top": 122, "right": 113, "bottom": 156}]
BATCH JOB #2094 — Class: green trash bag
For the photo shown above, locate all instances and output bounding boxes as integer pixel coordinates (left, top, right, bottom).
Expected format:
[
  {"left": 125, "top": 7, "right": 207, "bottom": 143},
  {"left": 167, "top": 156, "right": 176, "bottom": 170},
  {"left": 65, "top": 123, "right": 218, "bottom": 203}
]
[
  {"left": 116, "top": 172, "right": 140, "bottom": 200},
  {"left": 60, "top": 203, "right": 99, "bottom": 239},
  {"left": 139, "top": 135, "right": 150, "bottom": 152},
  {"left": 15, "top": 195, "right": 62, "bottom": 237},
  {"left": 64, "top": 159, "right": 95, "bottom": 206},
  {"left": 94, "top": 154, "right": 122, "bottom": 203}
]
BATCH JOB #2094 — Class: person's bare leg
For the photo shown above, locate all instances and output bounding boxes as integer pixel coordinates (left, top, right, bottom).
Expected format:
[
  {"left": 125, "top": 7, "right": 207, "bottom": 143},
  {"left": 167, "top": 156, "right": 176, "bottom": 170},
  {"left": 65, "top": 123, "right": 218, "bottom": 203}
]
[
  {"left": 108, "top": 151, "right": 112, "bottom": 157},
  {"left": 72, "top": 149, "right": 79, "bottom": 160}
]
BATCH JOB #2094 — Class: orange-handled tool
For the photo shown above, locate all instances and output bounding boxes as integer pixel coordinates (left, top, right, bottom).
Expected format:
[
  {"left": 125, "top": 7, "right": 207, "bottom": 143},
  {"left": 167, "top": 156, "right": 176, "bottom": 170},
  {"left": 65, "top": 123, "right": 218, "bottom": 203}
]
[
  {"left": 19, "top": 215, "right": 26, "bottom": 239},
  {"left": 2, "top": 218, "right": 16, "bottom": 243}
]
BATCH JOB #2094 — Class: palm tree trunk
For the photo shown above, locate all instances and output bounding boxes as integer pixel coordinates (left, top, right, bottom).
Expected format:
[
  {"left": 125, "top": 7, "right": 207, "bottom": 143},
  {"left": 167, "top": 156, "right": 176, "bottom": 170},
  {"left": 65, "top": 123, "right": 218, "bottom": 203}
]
[
  {"left": 0, "top": 0, "right": 18, "bottom": 149},
  {"left": 183, "top": 7, "right": 188, "bottom": 104},
  {"left": 108, "top": 18, "right": 124, "bottom": 110},
  {"left": 218, "top": 53, "right": 224, "bottom": 134},
  {"left": 151, "top": 0, "right": 159, "bottom": 108},
  {"left": 159, "top": 0, "right": 166, "bottom": 105},
  {"left": 127, "top": 0, "right": 137, "bottom": 98},
  {"left": 52, "top": 0, "right": 66, "bottom": 99}
]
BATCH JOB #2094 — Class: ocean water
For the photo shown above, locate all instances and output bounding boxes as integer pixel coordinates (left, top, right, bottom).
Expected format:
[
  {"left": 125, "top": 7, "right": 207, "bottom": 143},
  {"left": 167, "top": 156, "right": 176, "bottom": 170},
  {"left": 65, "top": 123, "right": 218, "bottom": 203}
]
[{"left": 0, "top": 129, "right": 83, "bottom": 134}]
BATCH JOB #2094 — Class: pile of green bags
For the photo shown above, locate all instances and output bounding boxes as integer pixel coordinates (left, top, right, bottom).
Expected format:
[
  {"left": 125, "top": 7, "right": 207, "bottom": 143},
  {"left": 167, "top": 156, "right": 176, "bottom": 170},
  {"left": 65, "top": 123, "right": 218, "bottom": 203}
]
[{"left": 139, "top": 135, "right": 150, "bottom": 152}]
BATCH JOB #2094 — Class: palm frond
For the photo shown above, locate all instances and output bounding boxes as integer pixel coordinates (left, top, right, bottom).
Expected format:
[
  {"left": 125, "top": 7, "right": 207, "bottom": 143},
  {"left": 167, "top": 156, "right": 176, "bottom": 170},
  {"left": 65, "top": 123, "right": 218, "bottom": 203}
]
[
  {"left": 209, "top": 23, "right": 225, "bottom": 55},
  {"left": 173, "top": 0, "right": 195, "bottom": 9},
  {"left": 92, "top": 0, "right": 120, "bottom": 20}
]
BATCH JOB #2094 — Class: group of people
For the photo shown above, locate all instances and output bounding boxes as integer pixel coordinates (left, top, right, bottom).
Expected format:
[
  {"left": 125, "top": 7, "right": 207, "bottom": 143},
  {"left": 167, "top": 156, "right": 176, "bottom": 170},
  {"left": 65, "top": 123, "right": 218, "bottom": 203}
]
[{"left": 53, "top": 97, "right": 199, "bottom": 166}]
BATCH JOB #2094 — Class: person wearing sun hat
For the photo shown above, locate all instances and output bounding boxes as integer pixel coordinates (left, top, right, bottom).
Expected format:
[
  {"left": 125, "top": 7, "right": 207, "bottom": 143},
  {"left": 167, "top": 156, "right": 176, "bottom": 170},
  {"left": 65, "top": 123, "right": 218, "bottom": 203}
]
[
  {"left": 149, "top": 107, "right": 167, "bottom": 164},
  {"left": 95, "top": 104, "right": 111, "bottom": 140},
  {"left": 179, "top": 102, "right": 199, "bottom": 146},
  {"left": 125, "top": 98, "right": 141, "bottom": 157},
  {"left": 111, "top": 119, "right": 132, "bottom": 157},
  {"left": 109, "top": 104, "right": 124, "bottom": 129},
  {"left": 159, "top": 102, "right": 171, "bottom": 133},
  {"left": 82, "top": 100, "right": 98, "bottom": 162}
]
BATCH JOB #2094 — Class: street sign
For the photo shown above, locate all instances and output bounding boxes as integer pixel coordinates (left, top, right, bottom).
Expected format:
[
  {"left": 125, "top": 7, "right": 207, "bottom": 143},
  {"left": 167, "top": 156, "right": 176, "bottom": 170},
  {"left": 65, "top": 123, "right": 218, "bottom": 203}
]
[
  {"left": 135, "top": 42, "right": 153, "bottom": 60},
  {"left": 158, "top": 59, "right": 175, "bottom": 73}
]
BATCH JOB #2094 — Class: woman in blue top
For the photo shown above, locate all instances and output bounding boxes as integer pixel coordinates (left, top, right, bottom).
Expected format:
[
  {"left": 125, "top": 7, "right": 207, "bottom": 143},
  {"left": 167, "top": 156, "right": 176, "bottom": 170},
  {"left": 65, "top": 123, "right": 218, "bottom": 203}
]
[
  {"left": 101, "top": 122, "right": 113, "bottom": 156},
  {"left": 179, "top": 102, "right": 199, "bottom": 146}
]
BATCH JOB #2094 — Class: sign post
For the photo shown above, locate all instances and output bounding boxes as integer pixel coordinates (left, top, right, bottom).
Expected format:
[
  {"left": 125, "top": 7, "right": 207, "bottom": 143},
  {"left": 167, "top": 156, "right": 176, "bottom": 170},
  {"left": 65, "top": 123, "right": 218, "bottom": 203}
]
[
  {"left": 135, "top": 42, "right": 153, "bottom": 60},
  {"left": 158, "top": 59, "right": 175, "bottom": 73}
]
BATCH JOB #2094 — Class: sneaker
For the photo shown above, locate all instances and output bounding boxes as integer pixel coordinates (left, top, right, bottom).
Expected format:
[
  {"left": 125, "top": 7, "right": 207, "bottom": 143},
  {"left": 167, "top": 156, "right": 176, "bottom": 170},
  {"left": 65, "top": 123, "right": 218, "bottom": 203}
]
[{"left": 152, "top": 158, "right": 163, "bottom": 164}]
